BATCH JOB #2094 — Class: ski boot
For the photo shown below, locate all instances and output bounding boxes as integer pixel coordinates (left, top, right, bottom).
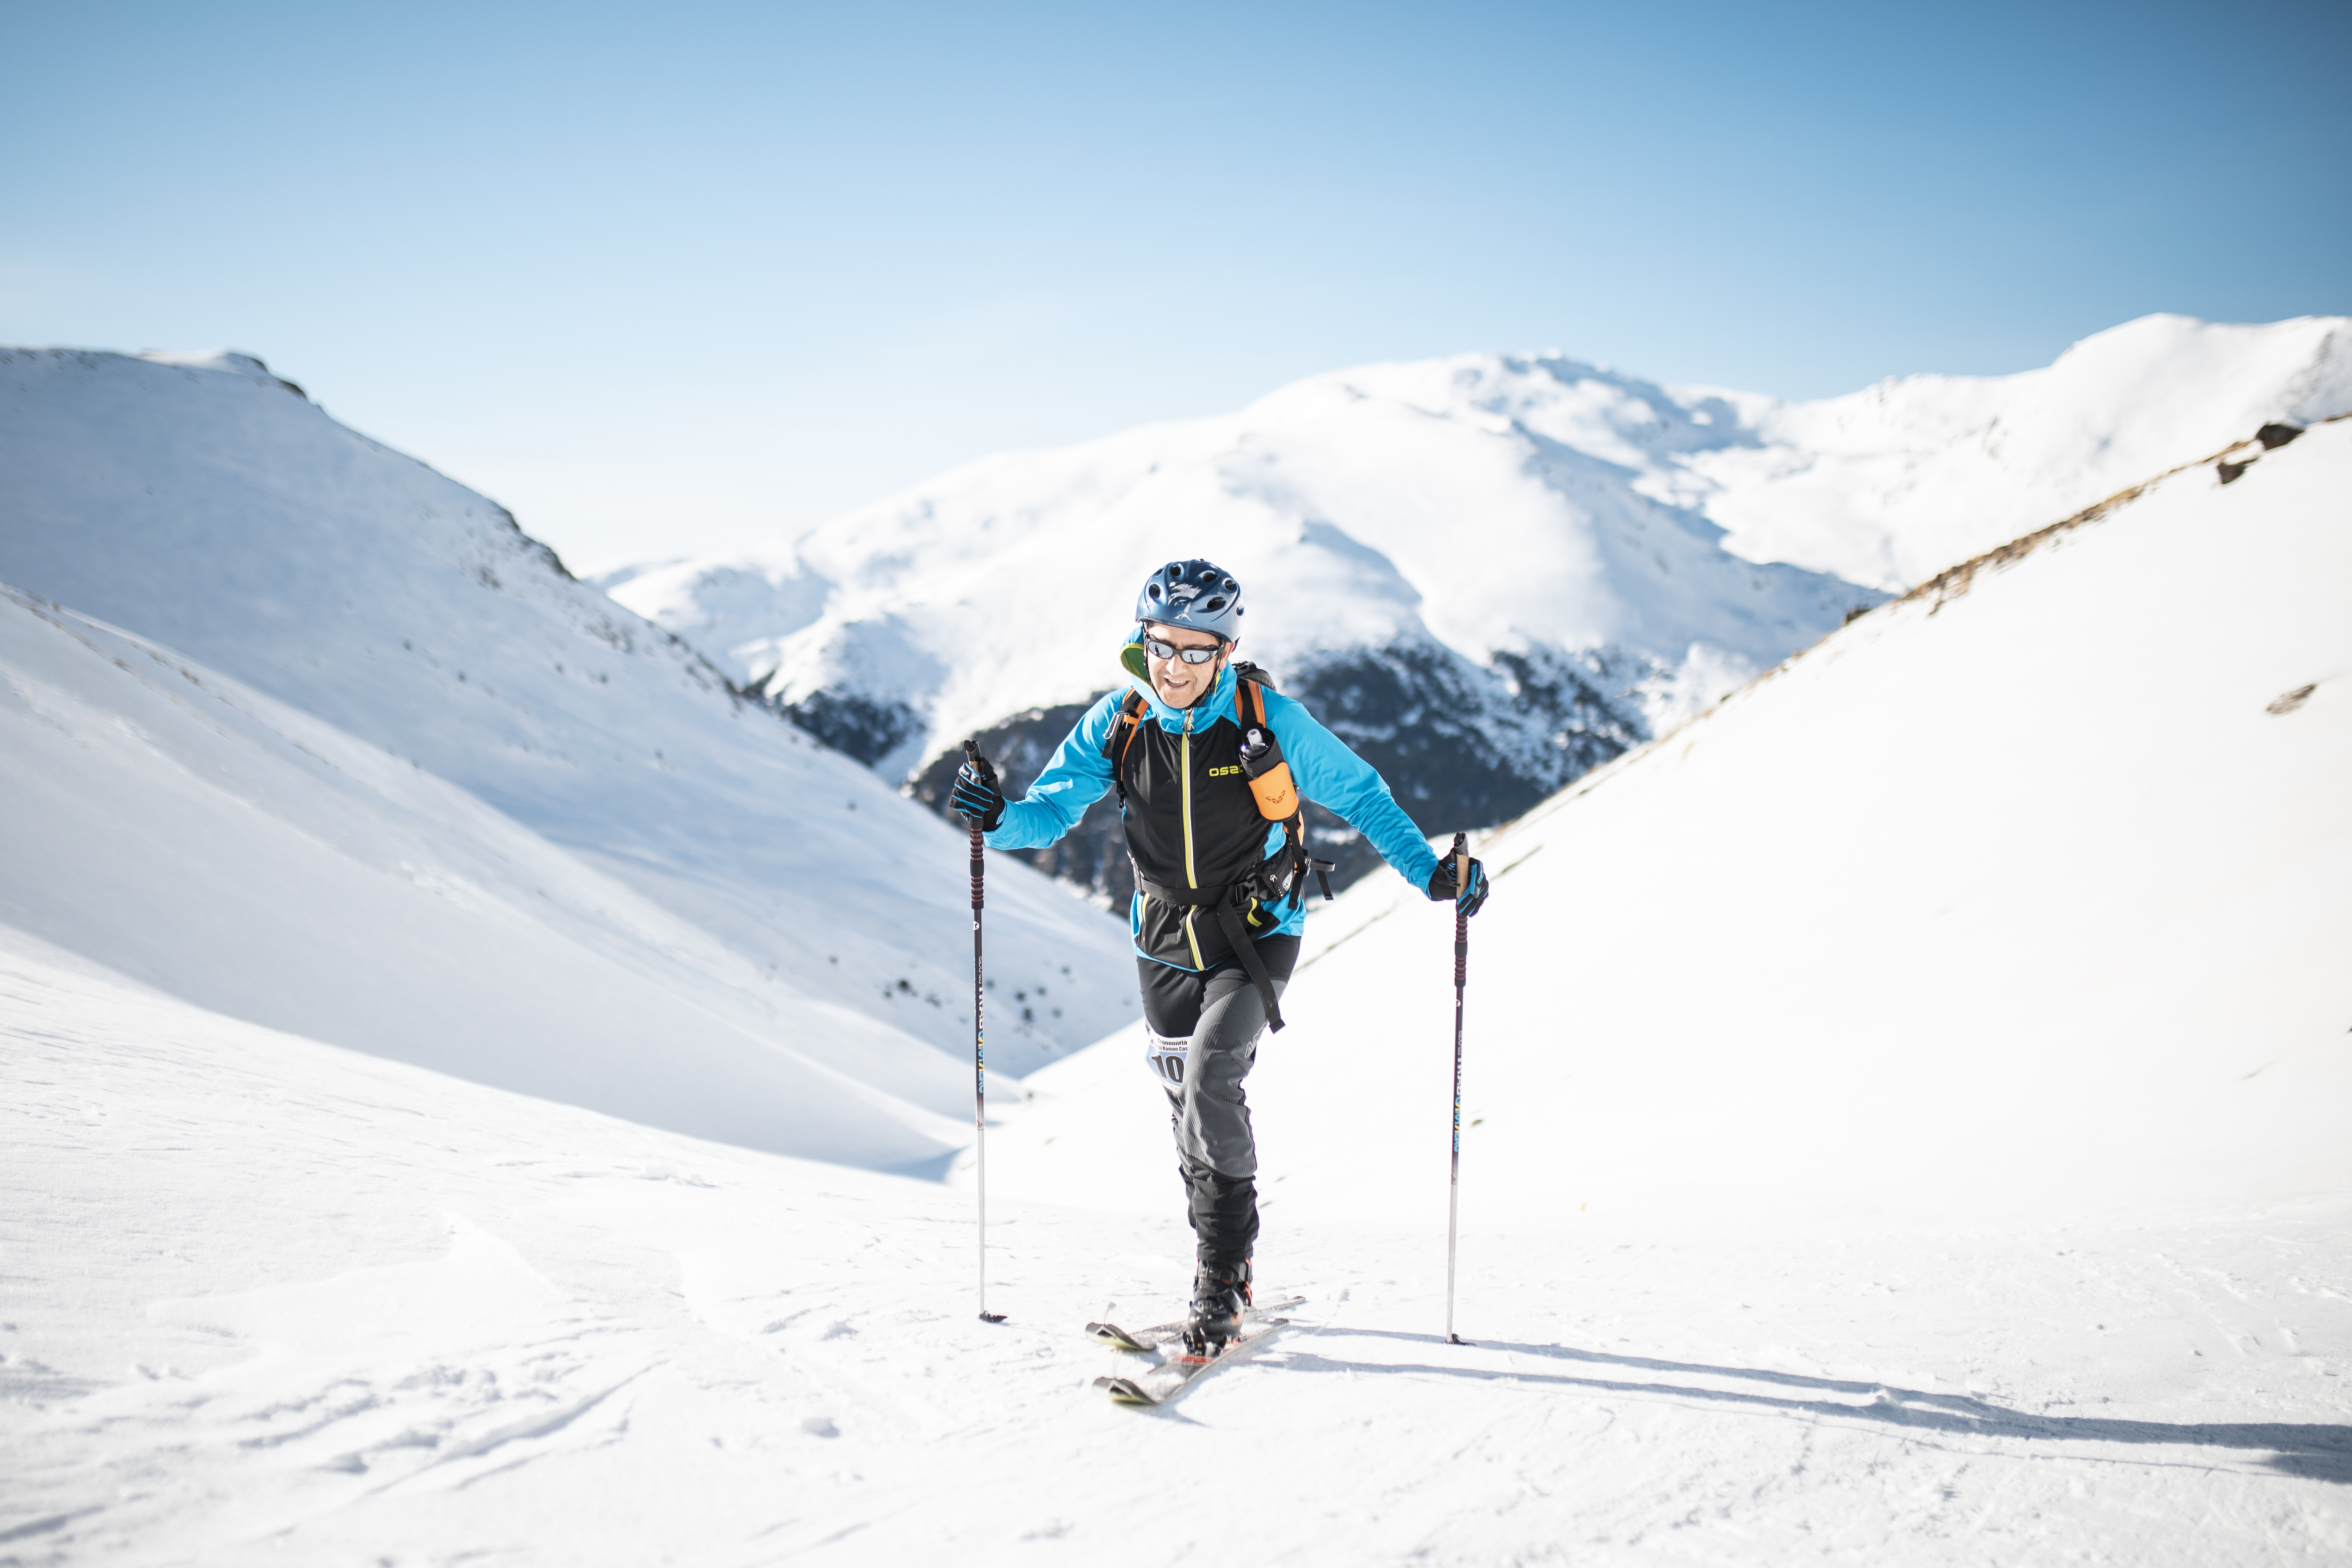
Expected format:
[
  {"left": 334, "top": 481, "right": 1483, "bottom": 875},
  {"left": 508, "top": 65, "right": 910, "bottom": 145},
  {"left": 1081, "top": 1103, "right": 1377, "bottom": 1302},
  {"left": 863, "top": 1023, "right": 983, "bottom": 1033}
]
[{"left": 1183, "top": 1257, "right": 1252, "bottom": 1354}]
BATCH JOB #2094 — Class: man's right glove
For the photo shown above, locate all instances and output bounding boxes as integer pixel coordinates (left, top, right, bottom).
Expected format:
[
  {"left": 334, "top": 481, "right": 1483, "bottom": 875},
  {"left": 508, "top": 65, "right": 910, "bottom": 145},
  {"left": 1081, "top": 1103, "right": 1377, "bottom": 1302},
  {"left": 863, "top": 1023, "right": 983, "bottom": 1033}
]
[
  {"left": 1425, "top": 856, "right": 1490, "bottom": 917},
  {"left": 951, "top": 752, "right": 1006, "bottom": 832}
]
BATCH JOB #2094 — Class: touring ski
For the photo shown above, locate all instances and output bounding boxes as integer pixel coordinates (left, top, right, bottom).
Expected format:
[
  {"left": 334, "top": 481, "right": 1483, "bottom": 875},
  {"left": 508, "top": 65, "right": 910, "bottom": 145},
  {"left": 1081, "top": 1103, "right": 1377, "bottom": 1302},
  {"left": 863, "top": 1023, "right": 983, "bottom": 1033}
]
[{"left": 1085, "top": 1295, "right": 1303, "bottom": 1405}]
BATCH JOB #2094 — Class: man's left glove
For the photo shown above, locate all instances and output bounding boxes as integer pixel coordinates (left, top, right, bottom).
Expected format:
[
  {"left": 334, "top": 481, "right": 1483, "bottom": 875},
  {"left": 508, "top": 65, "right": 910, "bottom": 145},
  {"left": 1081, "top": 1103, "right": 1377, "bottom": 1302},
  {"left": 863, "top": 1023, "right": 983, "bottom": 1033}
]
[
  {"left": 1425, "top": 856, "right": 1490, "bottom": 917},
  {"left": 951, "top": 753, "right": 1006, "bottom": 832}
]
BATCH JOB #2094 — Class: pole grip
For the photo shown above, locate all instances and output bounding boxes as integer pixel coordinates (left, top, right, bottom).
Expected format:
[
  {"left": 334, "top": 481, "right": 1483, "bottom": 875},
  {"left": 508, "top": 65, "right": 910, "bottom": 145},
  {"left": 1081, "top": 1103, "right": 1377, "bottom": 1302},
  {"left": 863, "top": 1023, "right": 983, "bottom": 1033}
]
[
  {"left": 1450, "top": 832, "right": 1469, "bottom": 986},
  {"left": 964, "top": 739, "right": 986, "bottom": 910}
]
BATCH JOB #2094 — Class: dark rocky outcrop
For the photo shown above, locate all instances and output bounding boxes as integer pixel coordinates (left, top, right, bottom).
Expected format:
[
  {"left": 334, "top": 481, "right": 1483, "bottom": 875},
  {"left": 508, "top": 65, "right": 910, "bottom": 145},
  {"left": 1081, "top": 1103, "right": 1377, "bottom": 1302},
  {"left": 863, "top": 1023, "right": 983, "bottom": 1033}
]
[{"left": 784, "top": 690, "right": 922, "bottom": 768}]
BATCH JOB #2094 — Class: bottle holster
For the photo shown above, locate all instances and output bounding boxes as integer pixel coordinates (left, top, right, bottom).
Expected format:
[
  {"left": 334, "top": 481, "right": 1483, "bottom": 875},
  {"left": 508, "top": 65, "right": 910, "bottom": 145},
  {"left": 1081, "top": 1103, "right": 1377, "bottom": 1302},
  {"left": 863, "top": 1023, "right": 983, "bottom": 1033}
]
[{"left": 1237, "top": 718, "right": 1299, "bottom": 821}]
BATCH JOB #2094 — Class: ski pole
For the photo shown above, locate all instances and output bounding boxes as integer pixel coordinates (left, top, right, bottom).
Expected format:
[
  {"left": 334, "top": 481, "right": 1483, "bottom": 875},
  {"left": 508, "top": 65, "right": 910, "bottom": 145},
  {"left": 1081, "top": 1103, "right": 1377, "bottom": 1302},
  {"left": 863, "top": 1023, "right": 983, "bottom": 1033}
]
[
  {"left": 967, "top": 740, "right": 1006, "bottom": 1324},
  {"left": 1445, "top": 830, "right": 1469, "bottom": 1346}
]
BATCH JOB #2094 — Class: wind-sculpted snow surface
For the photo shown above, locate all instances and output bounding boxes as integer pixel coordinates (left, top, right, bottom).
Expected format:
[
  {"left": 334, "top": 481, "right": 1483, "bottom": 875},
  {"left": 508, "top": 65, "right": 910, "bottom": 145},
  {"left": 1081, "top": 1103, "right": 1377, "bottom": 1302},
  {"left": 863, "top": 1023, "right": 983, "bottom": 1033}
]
[{"left": 0, "top": 348, "right": 1135, "bottom": 1079}]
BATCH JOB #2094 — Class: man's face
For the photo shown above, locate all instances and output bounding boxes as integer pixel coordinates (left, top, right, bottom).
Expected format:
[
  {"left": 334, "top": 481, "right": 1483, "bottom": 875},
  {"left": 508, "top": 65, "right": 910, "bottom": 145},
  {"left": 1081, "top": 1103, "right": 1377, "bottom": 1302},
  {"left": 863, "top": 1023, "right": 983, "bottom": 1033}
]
[{"left": 1144, "top": 622, "right": 1229, "bottom": 709}]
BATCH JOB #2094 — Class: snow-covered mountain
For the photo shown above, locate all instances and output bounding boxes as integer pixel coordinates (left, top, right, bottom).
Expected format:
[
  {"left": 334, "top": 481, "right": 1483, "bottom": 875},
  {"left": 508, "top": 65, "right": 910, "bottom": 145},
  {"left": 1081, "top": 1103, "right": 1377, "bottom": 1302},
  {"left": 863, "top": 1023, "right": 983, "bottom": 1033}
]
[
  {"left": 1684, "top": 312, "right": 2352, "bottom": 589},
  {"left": 0, "top": 348, "right": 1137, "bottom": 1124},
  {"left": 606, "top": 349, "right": 1881, "bottom": 776},
  {"left": 609, "top": 312, "right": 2350, "bottom": 901}
]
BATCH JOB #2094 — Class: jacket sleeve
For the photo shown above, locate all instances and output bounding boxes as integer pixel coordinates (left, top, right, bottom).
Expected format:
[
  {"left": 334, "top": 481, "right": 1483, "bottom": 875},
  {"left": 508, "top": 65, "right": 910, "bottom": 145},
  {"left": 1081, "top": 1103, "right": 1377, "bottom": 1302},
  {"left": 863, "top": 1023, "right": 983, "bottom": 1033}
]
[
  {"left": 983, "top": 690, "right": 1124, "bottom": 850},
  {"left": 1263, "top": 691, "right": 1439, "bottom": 893}
]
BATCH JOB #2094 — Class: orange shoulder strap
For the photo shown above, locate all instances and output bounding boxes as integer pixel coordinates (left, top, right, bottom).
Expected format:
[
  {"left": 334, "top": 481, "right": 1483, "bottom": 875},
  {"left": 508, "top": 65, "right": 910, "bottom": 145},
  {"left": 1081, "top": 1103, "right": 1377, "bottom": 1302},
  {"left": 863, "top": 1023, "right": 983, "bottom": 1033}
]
[{"left": 1116, "top": 689, "right": 1146, "bottom": 771}]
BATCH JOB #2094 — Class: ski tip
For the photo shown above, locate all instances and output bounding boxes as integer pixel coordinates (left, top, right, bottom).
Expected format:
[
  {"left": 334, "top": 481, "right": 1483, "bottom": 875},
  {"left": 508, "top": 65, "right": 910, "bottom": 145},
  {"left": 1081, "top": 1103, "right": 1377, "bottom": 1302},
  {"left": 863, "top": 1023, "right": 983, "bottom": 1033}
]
[
  {"left": 1094, "top": 1375, "right": 1155, "bottom": 1405},
  {"left": 1085, "top": 1321, "right": 1150, "bottom": 1352},
  {"left": 980, "top": 1311, "right": 1008, "bottom": 1324}
]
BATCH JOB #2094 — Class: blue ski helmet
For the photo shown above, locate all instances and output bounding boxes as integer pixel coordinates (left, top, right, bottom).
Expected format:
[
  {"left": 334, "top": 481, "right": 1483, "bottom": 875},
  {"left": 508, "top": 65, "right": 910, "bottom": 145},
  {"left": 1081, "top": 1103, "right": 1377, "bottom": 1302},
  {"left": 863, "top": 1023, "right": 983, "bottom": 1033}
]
[{"left": 1135, "top": 559, "right": 1244, "bottom": 642}]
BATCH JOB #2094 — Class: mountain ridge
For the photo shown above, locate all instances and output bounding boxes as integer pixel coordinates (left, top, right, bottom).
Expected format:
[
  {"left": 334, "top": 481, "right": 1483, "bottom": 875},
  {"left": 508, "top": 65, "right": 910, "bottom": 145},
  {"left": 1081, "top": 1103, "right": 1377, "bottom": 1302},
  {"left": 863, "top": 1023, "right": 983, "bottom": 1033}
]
[{"left": 612, "top": 312, "right": 2349, "bottom": 903}]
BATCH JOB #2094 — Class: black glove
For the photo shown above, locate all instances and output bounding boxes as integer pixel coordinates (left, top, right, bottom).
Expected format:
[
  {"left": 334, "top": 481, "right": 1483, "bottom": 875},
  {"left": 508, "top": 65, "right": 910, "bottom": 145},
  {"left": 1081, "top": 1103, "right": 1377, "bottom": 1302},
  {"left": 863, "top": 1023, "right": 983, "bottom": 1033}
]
[
  {"left": 1425, "top": 856, "right": 1490, "bottom": 917},
  {"left": 952, "top": 752, "right": 1005, "bottom": 831}
]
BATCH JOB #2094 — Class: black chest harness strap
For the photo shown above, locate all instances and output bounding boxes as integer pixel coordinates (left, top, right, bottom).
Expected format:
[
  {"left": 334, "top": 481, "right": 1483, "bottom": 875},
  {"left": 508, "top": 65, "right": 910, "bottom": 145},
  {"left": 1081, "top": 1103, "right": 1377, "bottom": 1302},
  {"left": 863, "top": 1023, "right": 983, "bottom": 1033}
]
[{"left": 1133, "top": 871, "right": 1289, "bottom": 1031}]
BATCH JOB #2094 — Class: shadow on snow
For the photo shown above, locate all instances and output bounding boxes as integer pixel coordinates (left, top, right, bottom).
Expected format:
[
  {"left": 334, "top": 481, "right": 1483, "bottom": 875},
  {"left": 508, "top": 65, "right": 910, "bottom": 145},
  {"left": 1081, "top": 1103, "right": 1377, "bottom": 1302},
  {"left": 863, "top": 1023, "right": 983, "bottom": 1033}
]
[{"left": 1271, "top": 1329, "right": 2352, "bottom": 1485}]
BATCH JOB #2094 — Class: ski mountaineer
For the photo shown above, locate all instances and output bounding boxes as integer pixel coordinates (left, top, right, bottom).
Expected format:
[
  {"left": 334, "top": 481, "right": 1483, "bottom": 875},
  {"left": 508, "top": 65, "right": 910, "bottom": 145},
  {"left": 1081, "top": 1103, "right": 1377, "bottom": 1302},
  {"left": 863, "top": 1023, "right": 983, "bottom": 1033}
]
[{"left": 950, "top": 560, "right": 1492, "bottom": 1352}]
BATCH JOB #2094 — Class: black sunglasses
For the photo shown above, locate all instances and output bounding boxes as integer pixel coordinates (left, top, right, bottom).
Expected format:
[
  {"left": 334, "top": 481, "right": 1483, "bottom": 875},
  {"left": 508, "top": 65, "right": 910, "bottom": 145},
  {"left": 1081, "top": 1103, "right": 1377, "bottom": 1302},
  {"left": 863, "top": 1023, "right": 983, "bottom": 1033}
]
[{"left": 1144, "top": 635, "right": 1226, "bottom": 665}]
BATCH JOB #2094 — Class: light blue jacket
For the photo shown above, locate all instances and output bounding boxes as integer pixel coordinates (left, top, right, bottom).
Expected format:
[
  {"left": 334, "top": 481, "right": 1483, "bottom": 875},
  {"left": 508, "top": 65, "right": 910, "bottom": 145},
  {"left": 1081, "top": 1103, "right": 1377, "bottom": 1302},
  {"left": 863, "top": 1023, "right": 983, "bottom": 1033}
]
[{"left": 986, "top": 662, "right": 1441, "bottom": 962}]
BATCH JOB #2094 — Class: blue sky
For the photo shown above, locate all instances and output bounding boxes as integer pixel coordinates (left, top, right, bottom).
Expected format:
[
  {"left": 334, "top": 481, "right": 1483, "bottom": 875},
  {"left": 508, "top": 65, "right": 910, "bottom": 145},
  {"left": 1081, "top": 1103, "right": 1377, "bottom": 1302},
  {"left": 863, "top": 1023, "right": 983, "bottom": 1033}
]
[{"left": 4, "top": 0, "right": 2346, "bottom": 571}]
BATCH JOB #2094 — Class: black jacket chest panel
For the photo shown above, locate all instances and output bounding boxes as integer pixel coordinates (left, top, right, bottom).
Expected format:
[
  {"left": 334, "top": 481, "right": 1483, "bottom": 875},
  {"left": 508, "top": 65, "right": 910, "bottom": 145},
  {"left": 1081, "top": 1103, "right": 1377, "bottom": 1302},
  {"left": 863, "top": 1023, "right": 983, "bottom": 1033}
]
[
  {"left": 1118, "top": 713, "right": 1268, "bottom": 891},
  {"left": 1118, "top": 711, "right": 1283, "bottom": 972}
]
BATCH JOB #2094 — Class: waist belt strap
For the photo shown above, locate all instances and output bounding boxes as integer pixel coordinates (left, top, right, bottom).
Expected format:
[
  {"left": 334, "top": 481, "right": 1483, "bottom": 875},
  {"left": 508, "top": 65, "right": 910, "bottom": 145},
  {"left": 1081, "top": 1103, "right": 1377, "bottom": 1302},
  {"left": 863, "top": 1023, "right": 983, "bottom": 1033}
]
[{"left": 1134, "top": 874, "right": 1286, "bottom": 1033}]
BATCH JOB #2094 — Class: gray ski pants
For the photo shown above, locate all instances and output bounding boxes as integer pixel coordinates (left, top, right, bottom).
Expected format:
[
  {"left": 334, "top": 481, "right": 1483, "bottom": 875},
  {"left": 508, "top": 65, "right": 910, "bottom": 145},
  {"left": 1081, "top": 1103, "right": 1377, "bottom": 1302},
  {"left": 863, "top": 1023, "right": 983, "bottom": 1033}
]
[{"left": 1137, "top": 938, "right": 1298, "bottom": 1180}]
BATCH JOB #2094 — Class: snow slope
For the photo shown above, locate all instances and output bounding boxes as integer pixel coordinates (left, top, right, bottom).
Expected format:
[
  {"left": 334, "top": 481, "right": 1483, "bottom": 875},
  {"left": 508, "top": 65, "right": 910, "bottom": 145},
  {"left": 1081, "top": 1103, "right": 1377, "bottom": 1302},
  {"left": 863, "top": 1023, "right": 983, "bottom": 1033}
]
[
  {"left": 3, "top": 661, "right": 2346, "bottom": 1561},
  {"left": 0, "top": 347, "right": 1134, "bottom": 1080},
  {"left": 0, "top": 585, "right": 960, "bottom": 1164},
  {"left": 611, "top": 313, "right": 2350, "bottom": 799},
  {"left": 998, "top": 415, "right": 2352, "bottom": 1233},
  {"left": 2, "top": 422, "right": 2346, "bottom": 1565}
]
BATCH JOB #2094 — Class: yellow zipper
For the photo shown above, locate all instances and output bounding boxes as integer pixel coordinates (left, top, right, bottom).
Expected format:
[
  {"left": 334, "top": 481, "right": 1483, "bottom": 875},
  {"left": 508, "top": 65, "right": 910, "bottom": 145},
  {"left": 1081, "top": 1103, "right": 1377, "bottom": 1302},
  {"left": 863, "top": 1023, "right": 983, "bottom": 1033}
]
[
  {"left": 1181, "top": 708, "right": 1204, "bottom": 969},
  {"left": 1181, "top": 707, "right": 1197, "bottom": 888}
]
